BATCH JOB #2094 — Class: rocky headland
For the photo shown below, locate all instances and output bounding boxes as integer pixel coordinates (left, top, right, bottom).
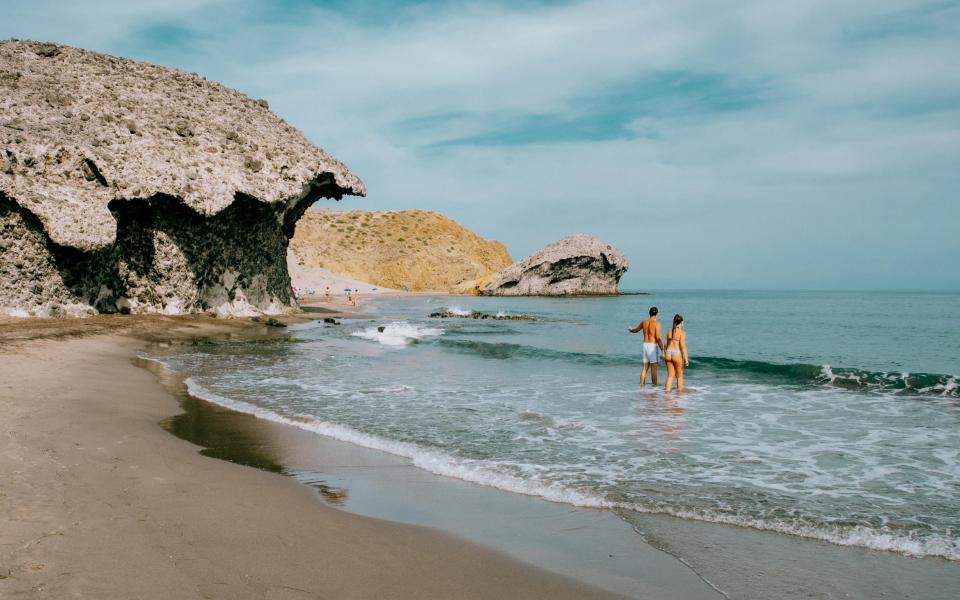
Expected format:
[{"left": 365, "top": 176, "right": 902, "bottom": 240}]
[
  {"left": 0, "top": 40, "right": 364, "bottom": 317},
  {"left": 289, "top": 209, "right": 511, "bottom": 293},
  {"left": 481, "top": 234, "right": 628, "bottom": 296}
]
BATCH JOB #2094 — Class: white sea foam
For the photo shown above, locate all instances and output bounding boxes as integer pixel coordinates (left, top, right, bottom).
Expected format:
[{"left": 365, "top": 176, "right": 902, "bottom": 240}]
[
  {"left": 919, "top": 376, "right": 959, "bottom": 397},
  {"left": 445, "top": 306, "right": 472, "bottom": 316},
  {"left": 161, "top": 365, "right": 959, "bottom": 562},
  {"left": 819, "top": 364, "right": 866, "bottom": 387},
  {"left": 621, "top": 504, "right": 960, "bottom": 561},
  {"left": 141, "top": 316, "right": 960, "bottom": 565},
  {"left": 180, "top": 376, "right": 610, "bottom": 509},
  {"left": 351, "top": 321, "right": 444, "bottom": 346}
]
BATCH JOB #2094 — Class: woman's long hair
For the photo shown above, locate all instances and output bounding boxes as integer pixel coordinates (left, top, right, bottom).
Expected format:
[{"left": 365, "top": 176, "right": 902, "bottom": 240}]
[{"left": 670, "top": 314, "right": 684, "bottom": 343}]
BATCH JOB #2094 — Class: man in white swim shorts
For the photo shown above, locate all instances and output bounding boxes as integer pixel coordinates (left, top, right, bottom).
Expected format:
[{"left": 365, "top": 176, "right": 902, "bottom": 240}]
[{"left": 628, "top": 306, "right": 665, "bottom": 387}]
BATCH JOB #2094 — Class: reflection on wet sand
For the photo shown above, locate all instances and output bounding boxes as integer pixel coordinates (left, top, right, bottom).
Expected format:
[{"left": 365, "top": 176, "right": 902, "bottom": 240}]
[
  {"left": 161, "top": 390, "right": 286, "bottom": 474},
  {"left": 139, "top": 356, "right": 348, "bottom": 502},
  {"left": 286, "top": 469, "right": 350, "bottom": 505}
]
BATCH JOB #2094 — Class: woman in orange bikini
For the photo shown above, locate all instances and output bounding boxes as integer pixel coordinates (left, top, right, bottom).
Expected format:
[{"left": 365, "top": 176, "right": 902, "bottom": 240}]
[{"left": 664, "top": 314, "right": 689, "bottom": 392}]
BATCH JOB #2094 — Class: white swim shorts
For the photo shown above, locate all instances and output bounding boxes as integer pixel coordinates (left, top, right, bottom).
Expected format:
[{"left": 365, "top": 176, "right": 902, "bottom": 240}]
[{"left": 642, "top": 342, "right": 659, "bottom": 364}]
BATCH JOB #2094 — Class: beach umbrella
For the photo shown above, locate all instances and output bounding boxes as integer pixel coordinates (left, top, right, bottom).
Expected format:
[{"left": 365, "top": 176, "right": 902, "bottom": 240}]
[{"left": 344, "top": 288, "right": 352, "bottom": 292}]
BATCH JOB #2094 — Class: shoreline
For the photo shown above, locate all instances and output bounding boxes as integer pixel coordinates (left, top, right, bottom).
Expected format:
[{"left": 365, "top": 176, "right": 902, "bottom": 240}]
[
  {"left": 4, "top": 308, "right": 958, "bottom": 599},
  {"left": 140, "top": 318, "right": 960, "bottom": 600},
  {"left": 0, "top": 317, "right": 631, "bottom": 599},
  {"left": 136, "top": 339, "right": 724, "bottom": 600}
]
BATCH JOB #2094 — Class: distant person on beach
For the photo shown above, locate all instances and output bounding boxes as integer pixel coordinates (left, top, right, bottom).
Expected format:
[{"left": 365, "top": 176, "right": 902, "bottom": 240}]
[
  {"left": 664, "top": 314, "right": 689, "bottom": 392},
  {"left": 325, "top": 285, "right": 331, "bottom": 298},
  {"left": 629, "top": 307, "right": 664, "bottom": 386}
]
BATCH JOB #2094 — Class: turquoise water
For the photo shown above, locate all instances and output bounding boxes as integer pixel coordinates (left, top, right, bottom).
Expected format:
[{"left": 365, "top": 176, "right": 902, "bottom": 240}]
[{"left": 150, "top": 291, "right": 960, "bottom": 561}]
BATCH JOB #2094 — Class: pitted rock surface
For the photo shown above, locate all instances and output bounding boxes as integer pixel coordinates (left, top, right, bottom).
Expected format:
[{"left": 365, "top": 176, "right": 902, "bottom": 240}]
[
  {"left": 481, "top": 235, "right": 628, "bottom": 296},
  {"left": 0, "top": 40, "right": 364, "bottom": 317}
]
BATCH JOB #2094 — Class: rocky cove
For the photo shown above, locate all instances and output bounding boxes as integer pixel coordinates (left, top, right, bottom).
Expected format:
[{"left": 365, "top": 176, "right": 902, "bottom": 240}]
[
  {"left": 2, "top": 40, "right": 629, "bottom": 320},
  {"left": 290, "top": 213, "right": 631, "bottom": 296}
]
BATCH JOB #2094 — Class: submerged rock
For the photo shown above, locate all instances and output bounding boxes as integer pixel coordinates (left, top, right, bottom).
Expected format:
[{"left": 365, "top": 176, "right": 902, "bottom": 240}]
[
  {"left": 481, "top": 235, "right": 628, "bottom": 296},
  {"left": 251, "top": 316, "right": 287, "bottom": 327},
  {"left": 0, "top": 40, "right": 364, "bottom": 317},
  {"left": 429, "top": 310, "right": 538, "bottom": 321}
]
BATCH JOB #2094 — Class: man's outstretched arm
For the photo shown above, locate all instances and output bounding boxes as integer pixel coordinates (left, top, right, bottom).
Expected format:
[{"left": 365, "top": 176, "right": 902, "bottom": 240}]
[{"left": 628, "top": 323, "right": 642, "bottom": 333}]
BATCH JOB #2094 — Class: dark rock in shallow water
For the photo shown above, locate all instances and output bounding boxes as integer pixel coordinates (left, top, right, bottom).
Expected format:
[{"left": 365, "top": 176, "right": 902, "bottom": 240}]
[
  {"left": 0, "top": 40, "right": 364, "bottom": 318},
  {"left": 252, "top": 316, "right": 286, "bottom": 327},
  {"left": 481, "top": 234, "right": 628, "bottom": 296},
  {"left": 429, "top": 310, "right": 538, "bottom": 321},
  {"left": 323, "top": 317, "right": 339, "bottom": 324}
]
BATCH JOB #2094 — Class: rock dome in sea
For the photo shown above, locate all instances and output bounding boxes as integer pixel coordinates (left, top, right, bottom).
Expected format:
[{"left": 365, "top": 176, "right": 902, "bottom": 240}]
[
  {"left": 481, "top": 234, "right": 628, "bottom": 296},
  {"left": 0, "top": 39, "right": 364, "bottom": 317}
]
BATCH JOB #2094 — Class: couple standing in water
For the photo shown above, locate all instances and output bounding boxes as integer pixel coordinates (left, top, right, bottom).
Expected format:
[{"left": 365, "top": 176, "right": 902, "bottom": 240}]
[{"left": 628, "top": 307, "right": 688, "bottom": 391}]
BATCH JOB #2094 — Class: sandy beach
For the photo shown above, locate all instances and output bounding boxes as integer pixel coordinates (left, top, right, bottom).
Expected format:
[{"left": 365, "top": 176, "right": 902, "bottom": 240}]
[
  {"left": 3, "top": 5, "right": 957, "bottom": 599},
  {"left": 0, "top": 316, "right": 628, "bottom": 599}
]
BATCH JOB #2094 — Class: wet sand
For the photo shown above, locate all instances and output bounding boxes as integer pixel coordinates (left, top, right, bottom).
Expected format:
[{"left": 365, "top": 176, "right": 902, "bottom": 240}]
[
  {"left": 143, "top": 335, "right": 960, "bottom": 600},
  {"left": 0, "top": 319, "right": 631, "bottom": 599},
  {"left": 142, "top": 353, "right": 723, "bottom": 600}
]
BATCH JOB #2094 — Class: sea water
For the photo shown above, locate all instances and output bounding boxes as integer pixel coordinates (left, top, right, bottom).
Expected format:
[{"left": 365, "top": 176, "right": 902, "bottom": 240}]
[{"left": 149, "top": 291, "right": 960, "bottom": 563}]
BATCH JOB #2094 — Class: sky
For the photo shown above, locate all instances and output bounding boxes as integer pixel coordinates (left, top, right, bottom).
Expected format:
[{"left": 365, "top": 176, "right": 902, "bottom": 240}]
[{"left": 4, "top": 1, "right": 959, "bottom": 290}]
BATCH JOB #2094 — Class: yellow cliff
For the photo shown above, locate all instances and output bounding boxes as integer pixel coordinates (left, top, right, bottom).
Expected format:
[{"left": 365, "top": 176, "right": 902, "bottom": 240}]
[{"left": 289, "top": 209, "right": 512, "bottom": 293}]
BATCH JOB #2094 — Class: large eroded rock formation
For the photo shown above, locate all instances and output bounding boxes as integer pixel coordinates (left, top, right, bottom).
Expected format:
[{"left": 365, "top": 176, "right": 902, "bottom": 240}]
[
  {"left": 481, "top": 234, "right": 628, "bottom": 296},
  {"left": 0, "top": 40, "right": 364, "bottom": 317}
]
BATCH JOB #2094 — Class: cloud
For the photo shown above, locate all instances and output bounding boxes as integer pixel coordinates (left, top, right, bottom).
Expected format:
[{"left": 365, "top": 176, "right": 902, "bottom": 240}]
[
  {"left": 3, "top": 0, "right": 228, "bottom": 51},
  {"left": 3, "top": 0, "right": 959, "bottom": 289}
]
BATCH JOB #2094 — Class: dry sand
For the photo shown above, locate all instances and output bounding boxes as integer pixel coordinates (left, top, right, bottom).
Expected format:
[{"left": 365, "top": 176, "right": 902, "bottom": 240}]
[
  {"left": 0, "top": 318, "right": 626, "bottom": 599},
  {"left": 288, "top": 260, "right": 402, "bottom": 298}
]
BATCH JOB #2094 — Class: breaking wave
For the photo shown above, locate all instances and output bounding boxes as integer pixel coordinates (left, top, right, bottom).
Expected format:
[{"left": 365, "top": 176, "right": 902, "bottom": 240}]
[
  {"left": 433, "top": 339, "right": 959, "bottom": 397},
  {"left": 171, "top": 373, "right": 959, "bottom": 560},
  {"left": 351, "top": 321, "right": 444, "bottom": 347}
]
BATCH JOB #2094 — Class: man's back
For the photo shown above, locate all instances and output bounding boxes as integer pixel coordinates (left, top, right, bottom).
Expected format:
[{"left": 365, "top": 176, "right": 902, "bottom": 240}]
[{"left": 641, "top": 318, "right": 661, "bottom": 343}]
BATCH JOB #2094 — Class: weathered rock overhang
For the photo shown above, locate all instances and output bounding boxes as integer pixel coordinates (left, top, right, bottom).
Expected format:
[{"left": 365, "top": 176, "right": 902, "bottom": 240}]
[
  {"left": 1, "top": 39, "right": 365, "bottom": 317},
  {"left": 0, "top": 173, "right": 358, "bottom": 317}
]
